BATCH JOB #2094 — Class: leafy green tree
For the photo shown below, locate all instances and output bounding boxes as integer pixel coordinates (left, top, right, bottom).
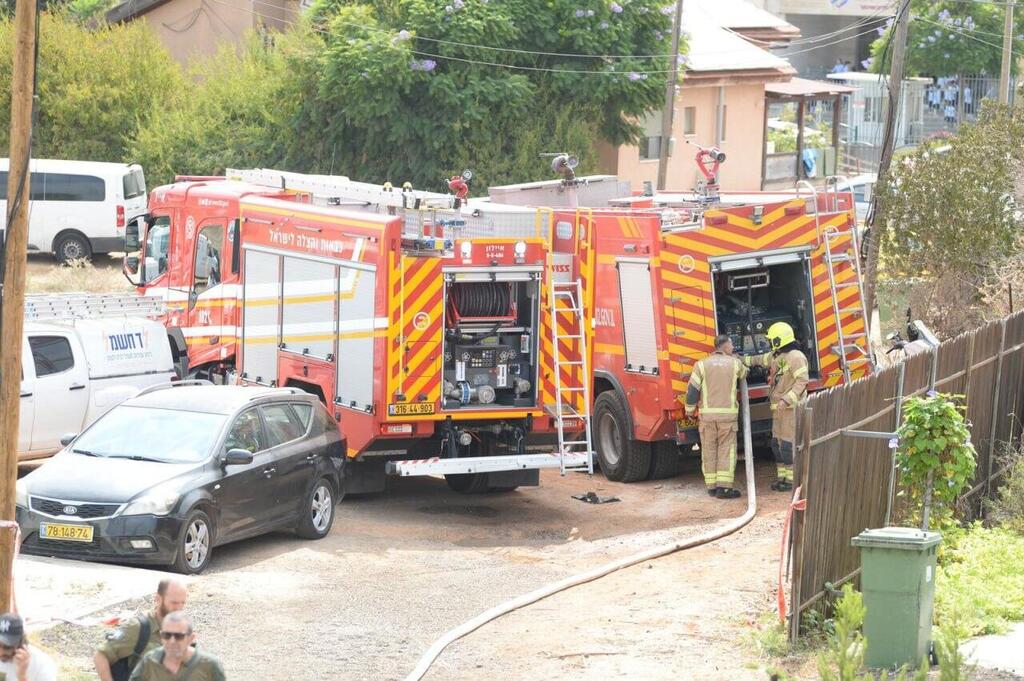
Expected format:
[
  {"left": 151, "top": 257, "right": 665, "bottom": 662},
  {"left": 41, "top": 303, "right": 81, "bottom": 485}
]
[
  {"left": 0, "top": 12, "right": 182, "bottom": 162},
  {"left": 876, "top": 103, "right": 1024, "bottom": 281},
  {"left": 286, "top": 0, "right": 681, "bottom": 188},
  {"left": 870, "top": 2, "right": 1024, "bottom": 76}
]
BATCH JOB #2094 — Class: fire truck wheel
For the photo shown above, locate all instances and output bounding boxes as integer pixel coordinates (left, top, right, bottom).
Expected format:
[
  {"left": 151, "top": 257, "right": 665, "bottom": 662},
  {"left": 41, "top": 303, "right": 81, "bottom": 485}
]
[
  {"left": 54, "top": 232, "right": 92, "bottom": 264},
  {"left": 647, "top": 441, "right": 684, "bottom": 480},
  {"left": 594, "top": 391, "right": 651, "bottom": 483},
  {"left": 296, "top": 477, "right": 336, "bottom": 539},
  {"left": 445, "top": 473, "right": 491, "bottom": 494}
]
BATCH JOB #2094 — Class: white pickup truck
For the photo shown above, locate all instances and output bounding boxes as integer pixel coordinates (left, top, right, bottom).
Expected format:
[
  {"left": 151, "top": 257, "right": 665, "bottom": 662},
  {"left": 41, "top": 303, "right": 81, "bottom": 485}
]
[{"left": 18, "top": 295, "right": 176, "bottom": 461}]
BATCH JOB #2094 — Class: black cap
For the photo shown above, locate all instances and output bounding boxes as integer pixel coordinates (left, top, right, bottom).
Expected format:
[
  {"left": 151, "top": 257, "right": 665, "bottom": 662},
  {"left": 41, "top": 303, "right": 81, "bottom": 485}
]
[{"left": 0, "top": 613, "right": 24, "bottom": 647}]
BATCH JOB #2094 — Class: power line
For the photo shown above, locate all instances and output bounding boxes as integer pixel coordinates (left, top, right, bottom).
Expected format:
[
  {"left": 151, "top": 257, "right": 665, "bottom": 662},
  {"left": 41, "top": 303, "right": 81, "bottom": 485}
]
[{"left": 916, "top": 15, "right": 1015, "bottom": 51}]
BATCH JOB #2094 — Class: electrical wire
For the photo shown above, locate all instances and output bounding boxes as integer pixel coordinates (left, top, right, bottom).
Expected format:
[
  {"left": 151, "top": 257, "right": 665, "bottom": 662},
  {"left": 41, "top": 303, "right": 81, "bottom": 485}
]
[{"left": 915, "top": 15, "right": 1018, "bottom": 52}]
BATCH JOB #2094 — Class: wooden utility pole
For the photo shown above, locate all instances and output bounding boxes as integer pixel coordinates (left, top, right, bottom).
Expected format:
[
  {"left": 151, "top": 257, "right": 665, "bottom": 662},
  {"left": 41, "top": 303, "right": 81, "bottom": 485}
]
[
  {"left": 0, "top": 0, "right": 38, "bottom": 613},
  {"left": 862, "top": 0, "right": 910, "bottom": 321},
  {"left": 657, "top": 0, "right": 685, "bottom": 191},
  {"left": 999, "top": 0, "right": 1015, "bottom": 104}
]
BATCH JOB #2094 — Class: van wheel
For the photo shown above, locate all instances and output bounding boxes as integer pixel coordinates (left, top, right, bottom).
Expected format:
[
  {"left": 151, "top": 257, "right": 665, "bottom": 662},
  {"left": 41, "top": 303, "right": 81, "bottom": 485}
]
[
  {"left": 594, "top": 391, "right": 651, "bottom": 482},
  {"left": 54, "top": 233, "right": 92, "bottom": 264},
  {"left": 648, "top": 441, "right": 684, "bottom": 479},
  {"left": 445, "top": 472, "right": 490, "bottom": 493}
]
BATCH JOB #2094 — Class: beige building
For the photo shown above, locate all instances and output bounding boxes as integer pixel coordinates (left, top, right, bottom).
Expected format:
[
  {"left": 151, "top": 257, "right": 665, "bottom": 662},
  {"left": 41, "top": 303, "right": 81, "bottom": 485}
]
[
  {"left": 600, "top": 0, "right": 797, "bottom": 192},
  {"left": 106, "top": 0, "right": 300, "bottom": 66}
]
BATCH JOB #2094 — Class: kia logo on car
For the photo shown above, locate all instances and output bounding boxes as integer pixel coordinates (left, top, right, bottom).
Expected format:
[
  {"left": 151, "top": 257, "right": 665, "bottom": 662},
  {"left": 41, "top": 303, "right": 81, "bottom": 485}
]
[{"left": 63, "top": 505, "right": 78, "bottom": 515}]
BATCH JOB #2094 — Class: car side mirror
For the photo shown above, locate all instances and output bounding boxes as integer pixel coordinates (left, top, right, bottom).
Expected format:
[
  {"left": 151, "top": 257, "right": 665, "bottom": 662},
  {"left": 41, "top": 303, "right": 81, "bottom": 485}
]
[
  {"left": 221, "top": 448, "right": 254, "bottom": 466},
  {"left": 60, "top": 433, "right": 78, "bottom": 447}
]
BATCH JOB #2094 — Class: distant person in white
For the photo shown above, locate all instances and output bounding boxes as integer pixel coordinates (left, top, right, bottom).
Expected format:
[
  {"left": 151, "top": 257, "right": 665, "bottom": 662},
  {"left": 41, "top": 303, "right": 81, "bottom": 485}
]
[{"left": 0, "top": 613, "right": 57, "bottom": 681}]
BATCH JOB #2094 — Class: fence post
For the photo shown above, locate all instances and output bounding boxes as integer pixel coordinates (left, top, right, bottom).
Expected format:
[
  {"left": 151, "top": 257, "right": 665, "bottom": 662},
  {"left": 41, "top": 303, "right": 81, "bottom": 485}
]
[
  {"left": 985, "top": 320, "right": 1008, "bottom": 506},
  {"left": 789, "top": 405, "right": 813, "bottom": 642},
  {"left": 922, "top": 346, "right": 940, "bottom": 530},
  {"left": 884, "top": 362, "right": 906, "bottom": 527}
]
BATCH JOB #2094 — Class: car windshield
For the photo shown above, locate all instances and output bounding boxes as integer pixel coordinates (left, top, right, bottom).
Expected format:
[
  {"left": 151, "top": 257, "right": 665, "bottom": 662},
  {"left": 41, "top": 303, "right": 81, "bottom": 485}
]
[{"left": 71, "top": 405, "right": 226, "bottom": 463}]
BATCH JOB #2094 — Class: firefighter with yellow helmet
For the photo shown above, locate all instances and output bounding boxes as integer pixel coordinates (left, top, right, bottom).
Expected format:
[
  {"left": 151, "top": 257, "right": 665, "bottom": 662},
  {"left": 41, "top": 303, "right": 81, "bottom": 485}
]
[{"left": 743, "top": 321, "right": 808, "bottom": 491}]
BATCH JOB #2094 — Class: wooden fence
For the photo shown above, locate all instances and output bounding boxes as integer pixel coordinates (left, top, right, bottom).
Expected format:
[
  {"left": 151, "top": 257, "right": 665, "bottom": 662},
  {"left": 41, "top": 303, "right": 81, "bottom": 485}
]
[{"left": 787, "top": 311, "right": 1024, "bottom": 640}]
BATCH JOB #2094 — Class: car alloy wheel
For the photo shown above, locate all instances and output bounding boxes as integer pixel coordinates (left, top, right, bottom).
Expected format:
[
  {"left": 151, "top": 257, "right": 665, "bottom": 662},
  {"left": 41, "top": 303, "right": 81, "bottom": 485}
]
[
  {"left": 183, "top": 517, "right": 210, "bottom": 570},
  {"left": 311, "top": 483, "right": 332, "bottom": 533}
]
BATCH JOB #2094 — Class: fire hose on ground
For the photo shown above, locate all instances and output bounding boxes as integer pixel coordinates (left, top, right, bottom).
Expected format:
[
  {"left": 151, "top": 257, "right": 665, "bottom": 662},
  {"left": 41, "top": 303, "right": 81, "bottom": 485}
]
[{"left": 405, "top": 379, "right": 759, "bottom": 681}]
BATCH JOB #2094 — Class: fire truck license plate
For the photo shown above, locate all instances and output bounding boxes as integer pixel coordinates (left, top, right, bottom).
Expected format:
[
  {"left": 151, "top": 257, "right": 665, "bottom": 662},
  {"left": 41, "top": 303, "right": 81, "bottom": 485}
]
[
  {"left": 389, "top": 403, "right": 435, "bottom": 416},
  {"left": 39, "top": 523, "right": 94, "bottom": 542}
]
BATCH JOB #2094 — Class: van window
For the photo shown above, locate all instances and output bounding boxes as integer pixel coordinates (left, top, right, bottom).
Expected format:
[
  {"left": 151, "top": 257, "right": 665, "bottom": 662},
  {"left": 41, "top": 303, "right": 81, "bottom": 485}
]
[
  {"left": 29, "top": 336, "right": 75, "bottom": 377},
  {"left": 193, "top": 224, "right": 224, "bottom": 295},
  {"left": 123, "top": 168, "right": 146, "bottom": 199},
  {"left": 43, "top": 173, "right": 105, "bottom": 201}
]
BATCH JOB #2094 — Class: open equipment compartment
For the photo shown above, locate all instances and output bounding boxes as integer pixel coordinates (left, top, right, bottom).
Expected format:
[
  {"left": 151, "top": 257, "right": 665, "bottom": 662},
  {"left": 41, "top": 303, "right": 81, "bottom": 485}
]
[
  {"left": 710, "top": 249, "right": 820, "bottom": 384},
  {"left": 440, "top": 270, "right": 541, "bottom": 410}
]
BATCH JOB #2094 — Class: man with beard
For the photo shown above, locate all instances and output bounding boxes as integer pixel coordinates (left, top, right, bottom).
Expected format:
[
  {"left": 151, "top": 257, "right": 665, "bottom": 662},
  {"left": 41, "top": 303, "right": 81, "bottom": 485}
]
[{"left": 94, "top": 578, "right": 189, "bottom": 681}]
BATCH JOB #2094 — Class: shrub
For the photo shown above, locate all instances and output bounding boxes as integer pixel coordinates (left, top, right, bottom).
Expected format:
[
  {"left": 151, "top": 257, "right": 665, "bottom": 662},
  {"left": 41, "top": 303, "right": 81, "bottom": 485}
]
[{"left": 985, "top": 445, "right": 1024, "bottom": 534}]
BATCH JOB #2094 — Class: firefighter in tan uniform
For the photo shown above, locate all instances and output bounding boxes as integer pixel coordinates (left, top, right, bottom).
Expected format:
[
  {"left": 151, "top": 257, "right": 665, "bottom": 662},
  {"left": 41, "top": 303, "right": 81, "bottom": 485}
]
[
  {"left": 684, "top": 334, "right": 748, "bottom": 499},
  {"left": 743, "top": 322, "right": 809, "bottom": 492}
]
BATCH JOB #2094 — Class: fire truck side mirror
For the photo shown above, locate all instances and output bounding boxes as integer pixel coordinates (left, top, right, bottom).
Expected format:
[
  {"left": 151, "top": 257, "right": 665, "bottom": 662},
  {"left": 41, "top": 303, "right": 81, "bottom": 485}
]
[
  {"left": 125, "top": 217, "right": 142, "bottom": 251},
  {"left": 188, "top": 287, "right": 199, "bottom": 311}
]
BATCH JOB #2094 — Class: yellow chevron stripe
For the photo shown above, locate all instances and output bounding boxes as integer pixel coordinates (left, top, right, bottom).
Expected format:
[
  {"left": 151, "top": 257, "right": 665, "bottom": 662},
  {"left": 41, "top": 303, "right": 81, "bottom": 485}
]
[{"left": 660, "top": 268, "right": 712, "bottom": 290}]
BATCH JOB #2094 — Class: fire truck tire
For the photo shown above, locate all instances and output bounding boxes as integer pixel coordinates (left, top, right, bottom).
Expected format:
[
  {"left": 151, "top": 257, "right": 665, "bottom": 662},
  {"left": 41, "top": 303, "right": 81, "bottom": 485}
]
[
  {"left": 53, "top": 232, "right": 92, "bottom": 264},
  {"left": 594, "top": 391, "right": 650, "bottom": 483},
  {"left": 445, "top": 473, "right": 491, "bottom": 494},
  {"left": 647, "top": 441, "right": 684, "bottom": 480}
]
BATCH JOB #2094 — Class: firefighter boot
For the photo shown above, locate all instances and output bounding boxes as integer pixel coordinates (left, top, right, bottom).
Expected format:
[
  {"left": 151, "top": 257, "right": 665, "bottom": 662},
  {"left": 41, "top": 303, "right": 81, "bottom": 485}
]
[{"left": 716, "top": 487, "right": 741, "bottom": 499}]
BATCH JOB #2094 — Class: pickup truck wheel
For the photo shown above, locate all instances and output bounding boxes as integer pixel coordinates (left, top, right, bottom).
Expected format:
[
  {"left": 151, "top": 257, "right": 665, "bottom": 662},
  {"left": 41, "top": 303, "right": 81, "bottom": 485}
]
[
  {"left": 594, "top": 391, "right": 651, "bottom": 483},
  {"left": 54, "top": 233, "right": 92, "bottom": 264},
  {"left": 445, "top": 472, "right": 490, "bottom": 493},
  {"left": 172, "top": 510, "right": 213, "bottom": 575},
  {"left": 296, "top": 477, "right": 335, "bottom": 539},
  {"left": 647, "top": 441, "right": 684, "bottom": 480}
]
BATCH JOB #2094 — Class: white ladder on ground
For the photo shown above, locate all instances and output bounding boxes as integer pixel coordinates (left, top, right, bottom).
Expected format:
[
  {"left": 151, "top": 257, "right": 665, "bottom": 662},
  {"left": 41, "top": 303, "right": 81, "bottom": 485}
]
[
  {"left": 547, "top": 279, "right": 595, "bottom": 475},
  {"left": 823, "top": 226, "right": 873, "bottom": 382}
]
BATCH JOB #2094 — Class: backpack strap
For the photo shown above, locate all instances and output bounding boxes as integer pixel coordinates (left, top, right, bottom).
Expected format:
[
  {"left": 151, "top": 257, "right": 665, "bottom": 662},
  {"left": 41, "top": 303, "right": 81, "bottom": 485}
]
[{"left": 133, "top": 615, "right": 151, "bottom": 658}]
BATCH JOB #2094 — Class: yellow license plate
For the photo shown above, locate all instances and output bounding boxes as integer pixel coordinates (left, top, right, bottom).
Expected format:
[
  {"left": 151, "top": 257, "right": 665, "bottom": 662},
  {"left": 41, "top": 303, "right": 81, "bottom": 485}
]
[
  {"left": 40, "top": 523, "right": 94, "bottom": 542},
  {"left": 677, "top": 417, "right": 698, "bottom": 429},
  {"left": 388, "top": 402, "right": 435, "bottom": 416}
]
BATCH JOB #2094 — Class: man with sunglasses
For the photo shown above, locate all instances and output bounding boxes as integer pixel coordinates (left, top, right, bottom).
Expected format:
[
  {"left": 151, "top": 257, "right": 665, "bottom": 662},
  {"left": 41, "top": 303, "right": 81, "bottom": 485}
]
[
  {"left": 95, "top": 578, "right": 189, "bottom": 681},
  {"left": 0, "top": 613, "right": 56, "bottom": 681},
  {"left": 130, "top": 612, "right": 224, "bottom": 681}
]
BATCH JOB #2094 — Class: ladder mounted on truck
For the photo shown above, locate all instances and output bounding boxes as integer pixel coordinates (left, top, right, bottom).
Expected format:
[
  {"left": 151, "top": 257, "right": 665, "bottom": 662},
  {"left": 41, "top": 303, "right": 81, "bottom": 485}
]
[
  {"left": 546, "top": 279, "right": 595, "bottom": 475},
  {"left": 227, "top": 168, "right": 457, "bottom": 211},
  {"left": 823, "top": 225, "right": 873, "bottom": 382},
  {"left": 25, "top": 294, "right": 166, "bottom": 322}
]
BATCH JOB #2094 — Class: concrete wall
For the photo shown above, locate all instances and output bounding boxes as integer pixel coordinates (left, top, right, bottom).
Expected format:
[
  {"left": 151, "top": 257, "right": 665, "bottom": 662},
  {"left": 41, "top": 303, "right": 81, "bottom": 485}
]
[
  {"left": 603, "top": 82, "right": 767, "bottom": 192},
  {"left": 139, "top": 0, "right": 299, "bottom": 66}
]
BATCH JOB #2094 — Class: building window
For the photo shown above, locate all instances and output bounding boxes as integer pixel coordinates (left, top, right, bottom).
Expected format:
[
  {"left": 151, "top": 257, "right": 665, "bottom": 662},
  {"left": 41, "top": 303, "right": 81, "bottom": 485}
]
[
  {"left": 639, "top": 136, "right": 662, "bottom": 160},
  {"left": 864, "top": 96, "right": 884, "bottom": 123},
  {"left": 683, "top": 106, "right": 696, "bottom": 135}
]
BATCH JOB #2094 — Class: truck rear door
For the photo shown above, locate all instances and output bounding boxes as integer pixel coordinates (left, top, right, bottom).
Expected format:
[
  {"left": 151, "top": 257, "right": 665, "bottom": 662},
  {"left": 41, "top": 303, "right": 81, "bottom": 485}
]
[{"left": 25, "top": 332, "right": 90, "bottom": 452}]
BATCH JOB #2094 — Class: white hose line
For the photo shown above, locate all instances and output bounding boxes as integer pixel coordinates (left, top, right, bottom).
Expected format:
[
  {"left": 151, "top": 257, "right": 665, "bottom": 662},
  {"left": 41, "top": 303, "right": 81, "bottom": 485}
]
[{"left": 405, "top": 381, "right": 759, "bottom": 681}]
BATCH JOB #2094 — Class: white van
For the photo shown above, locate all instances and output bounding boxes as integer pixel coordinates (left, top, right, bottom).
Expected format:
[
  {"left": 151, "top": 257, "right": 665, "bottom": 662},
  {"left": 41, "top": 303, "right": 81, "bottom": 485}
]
[
  {"left": 0, "top": 158, "right": 147, "bottom": 263},
  {"left": 18, "top": 295, "right": 176, "bottom": 461}
]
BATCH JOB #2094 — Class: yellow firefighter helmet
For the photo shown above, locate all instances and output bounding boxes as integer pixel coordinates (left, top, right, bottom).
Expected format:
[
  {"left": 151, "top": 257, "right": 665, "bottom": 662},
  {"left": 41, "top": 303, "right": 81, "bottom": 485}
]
[{"left": 766, "top": 321, "right": 796, "bottom": 350}]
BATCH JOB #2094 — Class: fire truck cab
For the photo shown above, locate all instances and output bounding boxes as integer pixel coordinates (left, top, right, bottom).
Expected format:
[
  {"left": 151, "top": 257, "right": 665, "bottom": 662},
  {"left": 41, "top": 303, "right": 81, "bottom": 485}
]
[{"left": 124, "top": 170, "right": 595, "bottom": 494}]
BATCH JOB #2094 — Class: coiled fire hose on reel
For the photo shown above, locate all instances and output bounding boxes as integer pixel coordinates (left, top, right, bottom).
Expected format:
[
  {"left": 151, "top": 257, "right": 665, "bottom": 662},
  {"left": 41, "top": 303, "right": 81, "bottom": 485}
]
[{"left": 405, "top": 379, "right": 759, "bottom": 680}]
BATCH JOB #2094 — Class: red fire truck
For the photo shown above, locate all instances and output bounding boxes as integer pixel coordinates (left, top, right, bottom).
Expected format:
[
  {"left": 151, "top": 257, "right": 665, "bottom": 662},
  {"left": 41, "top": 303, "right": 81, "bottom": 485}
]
[
  {"left": 489, "top": 174, "right": 873, "bottom": 482},
  {"left": 123, "top": 170, "right": 595, "bottom": 494}
]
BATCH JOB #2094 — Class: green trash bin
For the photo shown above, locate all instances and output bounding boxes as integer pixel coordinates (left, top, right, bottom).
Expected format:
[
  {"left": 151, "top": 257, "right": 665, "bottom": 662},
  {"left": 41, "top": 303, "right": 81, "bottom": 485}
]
[{"left": 851, "top": 527, "right": 942, "bottom": 669}]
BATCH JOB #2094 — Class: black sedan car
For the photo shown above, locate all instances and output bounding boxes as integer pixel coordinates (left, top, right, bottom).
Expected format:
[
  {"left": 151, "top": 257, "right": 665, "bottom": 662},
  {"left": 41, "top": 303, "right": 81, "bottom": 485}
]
[{"left": 16, "top": 384, "right": 345, "bottom": 574}]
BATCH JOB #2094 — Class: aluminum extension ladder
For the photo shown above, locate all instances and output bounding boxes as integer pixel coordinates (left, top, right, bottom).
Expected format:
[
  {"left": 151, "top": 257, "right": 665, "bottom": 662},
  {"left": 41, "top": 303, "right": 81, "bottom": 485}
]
[
  {"left": 25, "top": 293, "right": 166, "bottom": 322},
  {"left": 823, "top": 226, "right": 874, "bottom": 382},
  {"left": 547, "top": 279, "right": 595, "bottom": 475}
]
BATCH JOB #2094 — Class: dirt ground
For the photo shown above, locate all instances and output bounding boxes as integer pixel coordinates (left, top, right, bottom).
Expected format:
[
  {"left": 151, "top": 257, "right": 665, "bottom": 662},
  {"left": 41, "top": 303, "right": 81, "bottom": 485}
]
[{"left": 38, "top": 458, "right": 799, "bottom": 680}]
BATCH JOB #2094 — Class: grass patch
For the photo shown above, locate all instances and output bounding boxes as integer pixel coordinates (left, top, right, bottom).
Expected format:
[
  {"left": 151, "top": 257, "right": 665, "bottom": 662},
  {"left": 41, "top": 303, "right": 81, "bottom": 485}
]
[
  {"left": 26, "top": 257, "right": 131, "bottom": 295},
  {"left": 935, "top": 525, "right": 1024, "bottom": 636}
]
